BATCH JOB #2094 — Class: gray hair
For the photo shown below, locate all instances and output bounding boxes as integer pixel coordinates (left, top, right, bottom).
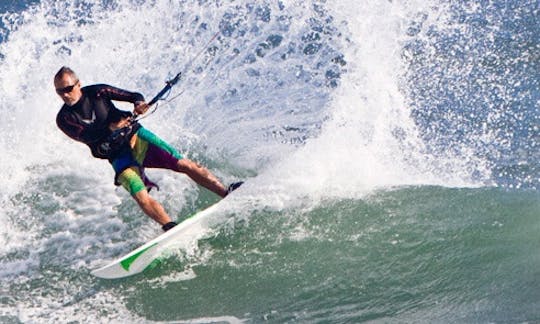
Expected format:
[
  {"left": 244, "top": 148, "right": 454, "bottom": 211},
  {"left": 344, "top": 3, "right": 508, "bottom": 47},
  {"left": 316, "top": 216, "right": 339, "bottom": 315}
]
[{"left": 54, "top": 66, "right": 78, "bottom": 82}]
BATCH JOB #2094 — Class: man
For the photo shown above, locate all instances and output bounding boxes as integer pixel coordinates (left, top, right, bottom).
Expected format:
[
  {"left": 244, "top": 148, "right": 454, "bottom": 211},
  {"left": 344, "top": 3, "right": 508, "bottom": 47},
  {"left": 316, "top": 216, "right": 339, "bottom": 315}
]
[{"left": 54, "top": 66, "right": 241, "bottom": 232}]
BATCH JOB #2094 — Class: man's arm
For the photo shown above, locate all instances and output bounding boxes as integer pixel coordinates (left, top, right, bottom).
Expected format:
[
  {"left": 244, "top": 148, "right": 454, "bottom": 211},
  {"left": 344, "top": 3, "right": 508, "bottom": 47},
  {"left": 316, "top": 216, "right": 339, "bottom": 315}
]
[
  {"left": 56, "top": 110, "right": 85, "bottom": 142},
  {"left": 95, "top": 84, "right": 150, "bottom": 119},
  {"left": 95, "top": 84, "right": 145, "bottom": 103}
]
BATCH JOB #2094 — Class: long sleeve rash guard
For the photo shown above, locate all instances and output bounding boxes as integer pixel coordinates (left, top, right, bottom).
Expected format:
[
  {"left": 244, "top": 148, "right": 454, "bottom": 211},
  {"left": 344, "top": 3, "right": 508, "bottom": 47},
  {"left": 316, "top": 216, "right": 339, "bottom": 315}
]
[{"left": 56, "top": 84, "right": 145, "bottom": 159}]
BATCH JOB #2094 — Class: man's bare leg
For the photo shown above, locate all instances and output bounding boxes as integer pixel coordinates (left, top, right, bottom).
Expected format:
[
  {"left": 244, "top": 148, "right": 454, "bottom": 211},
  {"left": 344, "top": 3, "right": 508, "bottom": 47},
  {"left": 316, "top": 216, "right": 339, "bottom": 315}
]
[
  {"left": 132, "top": 189, "right": 172, "bottom": 225},
  {"left": 176, "top": 158, "right": 228, "bottom": 197}
]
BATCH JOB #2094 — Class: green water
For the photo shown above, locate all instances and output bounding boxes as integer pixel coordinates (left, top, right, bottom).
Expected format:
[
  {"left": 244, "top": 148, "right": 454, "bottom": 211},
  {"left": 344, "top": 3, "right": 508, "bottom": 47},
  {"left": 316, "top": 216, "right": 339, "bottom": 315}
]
[{"left": 95, "top": 187, "right": 540, "bottom": 323}]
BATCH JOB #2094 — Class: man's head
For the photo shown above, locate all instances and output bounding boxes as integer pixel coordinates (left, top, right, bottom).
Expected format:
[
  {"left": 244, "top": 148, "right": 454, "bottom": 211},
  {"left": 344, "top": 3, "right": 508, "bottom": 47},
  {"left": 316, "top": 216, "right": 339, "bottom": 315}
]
[{"left": 54, "top": 66, "right": 82, "bottom": 106}]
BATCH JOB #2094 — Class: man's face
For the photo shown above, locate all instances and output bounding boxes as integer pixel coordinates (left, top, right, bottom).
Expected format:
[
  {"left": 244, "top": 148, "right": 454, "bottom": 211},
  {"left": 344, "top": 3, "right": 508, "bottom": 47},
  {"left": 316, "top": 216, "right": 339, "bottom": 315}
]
[{"left": 54, "top": 73, "right": 82, "bottom": 106}]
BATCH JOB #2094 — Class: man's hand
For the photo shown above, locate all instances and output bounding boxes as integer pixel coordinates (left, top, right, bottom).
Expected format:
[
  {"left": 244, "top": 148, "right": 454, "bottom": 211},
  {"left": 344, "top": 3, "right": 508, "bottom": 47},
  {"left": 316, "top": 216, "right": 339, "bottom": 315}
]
[
  {"left": 134, "top": 101, "right": 149, "bottom": 116},
  {"left": 109, "top": 117, "right": 131, "bottom": 131}
]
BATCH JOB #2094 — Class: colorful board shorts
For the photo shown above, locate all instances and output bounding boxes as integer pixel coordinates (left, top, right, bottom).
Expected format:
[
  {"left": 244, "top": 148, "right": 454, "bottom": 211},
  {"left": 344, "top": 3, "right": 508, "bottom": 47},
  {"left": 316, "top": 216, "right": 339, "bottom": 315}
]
[{"left": 110, "top": 127, "right": 183, "bottom": 195}]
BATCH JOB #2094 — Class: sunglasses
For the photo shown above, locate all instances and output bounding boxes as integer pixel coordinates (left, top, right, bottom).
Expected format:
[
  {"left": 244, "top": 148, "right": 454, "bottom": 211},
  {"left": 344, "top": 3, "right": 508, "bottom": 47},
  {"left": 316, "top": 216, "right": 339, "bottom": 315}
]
[{"left": 56, "top": 81, "right": 79, "bottom": 95}]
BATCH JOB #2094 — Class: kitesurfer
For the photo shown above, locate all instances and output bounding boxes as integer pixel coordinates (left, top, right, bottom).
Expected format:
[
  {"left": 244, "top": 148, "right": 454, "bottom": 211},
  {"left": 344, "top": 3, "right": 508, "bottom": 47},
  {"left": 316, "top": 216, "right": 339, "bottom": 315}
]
[{"left": 54, "top": 66, "right": 242, "bottom": 231}]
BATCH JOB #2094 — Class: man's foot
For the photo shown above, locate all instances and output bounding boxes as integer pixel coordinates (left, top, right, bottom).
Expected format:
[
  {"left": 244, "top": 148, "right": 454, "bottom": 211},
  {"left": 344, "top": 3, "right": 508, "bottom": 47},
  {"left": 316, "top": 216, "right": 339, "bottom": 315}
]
[
  {"left": 162, "top": 221, "right": 178, "bottom": 232},
  {"left": 226, "top": 181, "right": 244, "bottom": 196}
]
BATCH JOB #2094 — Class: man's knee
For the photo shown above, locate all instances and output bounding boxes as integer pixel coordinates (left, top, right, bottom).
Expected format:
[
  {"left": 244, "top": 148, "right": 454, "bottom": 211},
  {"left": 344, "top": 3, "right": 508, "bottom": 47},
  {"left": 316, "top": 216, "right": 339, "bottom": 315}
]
[{"left": 176, "top": 158, "right": 201, "bottom": 173}]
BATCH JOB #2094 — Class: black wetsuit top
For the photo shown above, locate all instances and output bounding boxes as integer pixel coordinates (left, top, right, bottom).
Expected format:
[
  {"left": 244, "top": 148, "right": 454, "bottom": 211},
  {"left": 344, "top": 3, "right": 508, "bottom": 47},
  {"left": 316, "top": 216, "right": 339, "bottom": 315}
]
[{"left": 56, "top": 84, "right": 144, "bottom": 159}]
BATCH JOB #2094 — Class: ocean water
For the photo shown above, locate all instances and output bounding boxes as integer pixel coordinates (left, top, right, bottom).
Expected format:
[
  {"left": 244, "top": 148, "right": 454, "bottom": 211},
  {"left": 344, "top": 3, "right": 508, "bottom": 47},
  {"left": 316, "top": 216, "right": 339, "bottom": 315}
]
[{"left": 0, "top": 0, "right": 538, "bottom": 323}]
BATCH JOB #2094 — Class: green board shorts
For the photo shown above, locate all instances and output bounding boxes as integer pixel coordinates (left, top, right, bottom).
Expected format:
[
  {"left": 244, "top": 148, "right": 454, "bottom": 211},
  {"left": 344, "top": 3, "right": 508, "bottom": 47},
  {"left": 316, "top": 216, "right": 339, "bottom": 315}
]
[{"left": 110, "top": 127, "right": 183, "bottom": 195}]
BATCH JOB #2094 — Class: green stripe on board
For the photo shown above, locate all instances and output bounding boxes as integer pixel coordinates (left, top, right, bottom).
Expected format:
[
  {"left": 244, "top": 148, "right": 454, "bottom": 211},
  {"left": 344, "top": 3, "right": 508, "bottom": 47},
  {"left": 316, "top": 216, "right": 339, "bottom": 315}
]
[{"left": 120, "top": 243, "right": 159, "bottom": 271}]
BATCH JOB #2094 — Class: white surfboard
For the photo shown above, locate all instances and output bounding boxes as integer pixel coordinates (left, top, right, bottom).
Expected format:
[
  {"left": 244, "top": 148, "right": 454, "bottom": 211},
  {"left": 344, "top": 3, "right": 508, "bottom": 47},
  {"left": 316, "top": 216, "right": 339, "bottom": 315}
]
[{"left": 91, "top": 203, "right": 221, "bottom": 279}]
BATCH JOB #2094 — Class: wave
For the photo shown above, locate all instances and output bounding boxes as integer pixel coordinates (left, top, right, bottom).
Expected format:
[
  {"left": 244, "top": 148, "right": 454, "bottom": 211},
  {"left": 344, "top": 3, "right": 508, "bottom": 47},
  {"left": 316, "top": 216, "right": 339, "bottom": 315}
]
[{"left": 0, "top": 0, "right": 538, "bottom": 322}]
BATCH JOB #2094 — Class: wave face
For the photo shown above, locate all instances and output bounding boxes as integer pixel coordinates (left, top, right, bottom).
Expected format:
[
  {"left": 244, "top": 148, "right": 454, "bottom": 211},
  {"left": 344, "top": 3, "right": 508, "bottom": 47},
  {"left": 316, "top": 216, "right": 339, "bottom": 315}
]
[{"left": 0, "top": 0, "right": 538, "bottom": 322}]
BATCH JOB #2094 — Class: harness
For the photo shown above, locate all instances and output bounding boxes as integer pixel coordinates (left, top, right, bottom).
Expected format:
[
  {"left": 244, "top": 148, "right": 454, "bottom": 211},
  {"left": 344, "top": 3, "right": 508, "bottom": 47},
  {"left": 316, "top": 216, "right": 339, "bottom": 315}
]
[{"left": 95, "top": 122, "right": 142, "bottom": 160}]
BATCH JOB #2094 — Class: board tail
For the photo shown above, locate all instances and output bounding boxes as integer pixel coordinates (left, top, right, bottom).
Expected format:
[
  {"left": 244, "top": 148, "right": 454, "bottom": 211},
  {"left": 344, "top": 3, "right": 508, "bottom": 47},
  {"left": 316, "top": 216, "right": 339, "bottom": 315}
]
[{"left": 91, "top": 203, "right": 221, "bottom": 279}]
